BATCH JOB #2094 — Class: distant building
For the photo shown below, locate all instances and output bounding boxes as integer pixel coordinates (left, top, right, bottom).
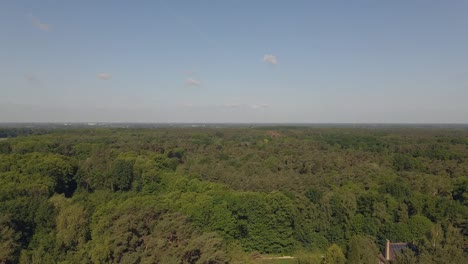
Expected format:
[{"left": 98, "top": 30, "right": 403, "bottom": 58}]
[{"left": 377, "top": 240, "right": 416, "bottom": 263}]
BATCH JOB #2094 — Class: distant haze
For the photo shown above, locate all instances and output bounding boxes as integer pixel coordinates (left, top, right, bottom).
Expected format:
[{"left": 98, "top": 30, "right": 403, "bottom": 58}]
[{"left": 1, "top": 1, "right": 467, "bottom": 123}]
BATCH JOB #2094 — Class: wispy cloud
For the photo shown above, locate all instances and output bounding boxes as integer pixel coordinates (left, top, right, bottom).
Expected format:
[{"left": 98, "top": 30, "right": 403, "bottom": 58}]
[
  {"left": 223, "top": 103, "right": 270, "bottom": 110},
  {"left": 250, "top": 104, "right": 270, "bottom": 109},
  {"left": 186, "top": 78, "right": 201, "bottom": 86},
  {"left": 25, "top": 74, "right": 37, "bottom": 82},
  {"left": 263, "top": 54, "right": 278, "bottom": 65},
  {"left": 97, "top": 73, "right": 112, "bottom": 80},
  {"left": 225, "top": 103, "right": 244, "bottom": 108},
  {"left": 28, "top": 15, "right": 50, "bottom": 31},
  {"left": 24, "top": 73, "right": 44, "bottom": 87}
]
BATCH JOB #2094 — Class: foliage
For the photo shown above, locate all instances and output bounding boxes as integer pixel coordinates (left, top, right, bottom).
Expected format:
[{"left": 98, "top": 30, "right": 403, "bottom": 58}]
[
  {"left": 321, "top": 244, "right": 345, "bottom": 264},
  {"left": 0, "top": 127, "right": 467, "bottom": 263},
  {"left": 346, "top": 235, "right": 379, "bottom": 264}
]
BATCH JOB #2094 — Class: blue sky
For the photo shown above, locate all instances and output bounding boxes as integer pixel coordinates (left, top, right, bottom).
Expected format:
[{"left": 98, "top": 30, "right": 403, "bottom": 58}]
[{"left": 1, "top": 0, "right": 467, "bottom": 123}]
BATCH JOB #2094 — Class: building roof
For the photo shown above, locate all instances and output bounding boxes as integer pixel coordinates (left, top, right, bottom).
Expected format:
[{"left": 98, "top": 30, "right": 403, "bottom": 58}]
[
  {"left": 386, "top": 241, "right": 419, "bottom": 261},
  {"left": 378, "top": 253, "right": 386, "bottom": 263},
  {"left": 388, "top": 242, "right": 408, "bottom": 260}
]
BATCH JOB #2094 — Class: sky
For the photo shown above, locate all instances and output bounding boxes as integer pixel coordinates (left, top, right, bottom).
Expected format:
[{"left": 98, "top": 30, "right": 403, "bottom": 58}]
[{"left": 1, "top": 0, "right": 468, "bottom": 123}]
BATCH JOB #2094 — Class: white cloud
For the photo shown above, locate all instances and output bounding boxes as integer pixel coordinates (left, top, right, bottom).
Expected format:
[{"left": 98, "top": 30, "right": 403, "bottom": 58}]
[
  {"left": 225, "top": 103, "right": 243, "bottom": 108},
  {"left": 29, "top": 15, "right": 50, "bottom": 31},
  {"left": 222, "top": 103, "right": 270, "bottom": 110},
  {"left": 186, "top": 78, "right": 201, "bottom": 86},
  {"left": 97, "top": 73, "right": 112, "bottom": 80},
  {"left": 263, "top": 54, "right": 278, "bottom": 65},
  {"left": 250, "top": 104, "right": 269, "bottom": 109}
]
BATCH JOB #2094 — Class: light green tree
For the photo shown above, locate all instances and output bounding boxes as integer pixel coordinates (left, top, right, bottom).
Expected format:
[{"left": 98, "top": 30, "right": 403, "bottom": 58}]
[{"left": 322, "top": 244, "right": 346, "bottom": 264}]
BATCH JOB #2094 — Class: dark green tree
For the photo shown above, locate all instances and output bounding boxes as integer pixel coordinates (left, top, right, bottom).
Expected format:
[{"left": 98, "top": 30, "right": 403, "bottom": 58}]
[{"left": 111, "top": 158, "right": 134, "bottom": 191}]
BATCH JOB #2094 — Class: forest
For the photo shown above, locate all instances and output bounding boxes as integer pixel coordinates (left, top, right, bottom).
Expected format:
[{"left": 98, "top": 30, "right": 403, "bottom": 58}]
[{"left": 0, "top": 126, "right": 467, "bottom": 263}]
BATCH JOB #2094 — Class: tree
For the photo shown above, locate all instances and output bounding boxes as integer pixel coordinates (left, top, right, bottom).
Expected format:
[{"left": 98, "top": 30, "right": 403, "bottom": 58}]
[
  {"left": 111, "top": 158, "right": 134, "bottom": 191},
  {"left": 393, "top": 248, "right": 417, "bottom": 264},
  {"left": 306, "top": 188, "right": 323, "bottom": 204},
  {"left": 0, "top": 216, "right": 21, "bottom": 263},
  {"left": 452, "top": 177, "right": 468, "bottom": 205},
  {"left": 322, "top": 244, "right": 346, "bottom": 264},
  {"left": 1, "top": 127, "right": 467, "bottom": 263},
  {"left": 346, "top": 235, "right": 378, "bottom": 264},
  {"left": 0, "top": 141, "right": 11, "bottom": 154},
  {"left": 408, "top": 215, "right": 433, "bottom": 241},
  {"left": 51, "top": 195, "right": 88, "bottom": 250}
]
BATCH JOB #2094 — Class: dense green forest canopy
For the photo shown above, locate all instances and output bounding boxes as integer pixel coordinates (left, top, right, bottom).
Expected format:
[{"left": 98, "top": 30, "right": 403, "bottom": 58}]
[{"left": 0, "top": 127, "right": 467, "bottom": 263}]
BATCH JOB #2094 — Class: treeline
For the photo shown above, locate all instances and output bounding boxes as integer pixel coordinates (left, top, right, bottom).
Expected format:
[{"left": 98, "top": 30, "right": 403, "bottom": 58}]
[
  {"left": 0, "top": 127, "right": 467, "bottom": 263},
  {"left": 0, "top": 127, "right": 53, "bottom": 138}
]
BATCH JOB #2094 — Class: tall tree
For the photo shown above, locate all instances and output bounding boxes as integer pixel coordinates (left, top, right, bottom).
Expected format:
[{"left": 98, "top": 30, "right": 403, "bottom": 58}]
[{"left": 346, "top": 235, "right": 378, "bottom": 264}]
